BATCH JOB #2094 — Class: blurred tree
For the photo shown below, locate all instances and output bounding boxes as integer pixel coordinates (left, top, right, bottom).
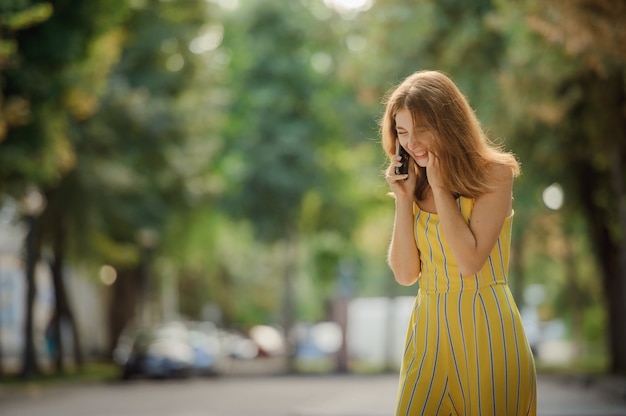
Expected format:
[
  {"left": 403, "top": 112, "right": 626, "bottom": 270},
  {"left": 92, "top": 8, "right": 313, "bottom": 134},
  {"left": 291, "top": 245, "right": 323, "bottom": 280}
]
[
  {"left": 529, "top": 0, "right": 626, "bottom": 375},
  {"left": 220, "top": 2, "right": 354, "bottom": 241},
  {"left": 0, "top": 0, "right": 128, "bottom": 191},
  {"left": 163, "top": 0, "right": 392, "bottom": 331},
  {"left": 494, "top": 0, "right": 626, "bottom": 374},
  {"left": 346, "top": 0, "right": 517, "bottom": 295},
  {"left": 1, "top": 0, "right": 130, "bottom": 377},
  {"left": 215, "top": 0, "right": 368, "bottom": 363},
  {"left": 352, "top": 0, "right": 505, "bottom": 124},
  {"left": 74, "top": 0, "right": 219, "bottom": 355},
  {"left": 0, "top": 1, "right": 53, "bottom": 150},
  {"left": 0, "top": 0, "right": 53, "bottom": 379}
]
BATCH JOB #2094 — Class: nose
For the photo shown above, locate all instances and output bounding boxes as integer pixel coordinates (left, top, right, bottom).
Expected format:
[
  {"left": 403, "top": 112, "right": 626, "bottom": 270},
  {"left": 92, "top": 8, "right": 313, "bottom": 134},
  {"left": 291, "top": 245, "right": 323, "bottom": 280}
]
[{"left": 406, "top": 134, "right": 418, "bottom": 151}]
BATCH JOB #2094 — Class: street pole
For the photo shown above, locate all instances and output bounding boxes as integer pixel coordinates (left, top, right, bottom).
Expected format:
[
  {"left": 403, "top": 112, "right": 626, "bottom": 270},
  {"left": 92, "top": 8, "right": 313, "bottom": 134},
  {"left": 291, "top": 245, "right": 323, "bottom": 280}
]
[
  {"left": 137, "top": 228, "right": 159, "bottom": 327},
  {"left": 334, "top": 260, "right": 354, "bottom": 374}
]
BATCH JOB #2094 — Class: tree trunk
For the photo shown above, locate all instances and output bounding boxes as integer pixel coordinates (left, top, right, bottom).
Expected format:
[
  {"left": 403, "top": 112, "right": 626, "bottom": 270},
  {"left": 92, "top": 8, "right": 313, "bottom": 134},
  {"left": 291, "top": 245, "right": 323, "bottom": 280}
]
[
  {"left": 576, "top": 164, "right": 626, "bottom": 375},
  {"left": 564, "top": 239, "right": 584, "bottom": 358},
  {"left": 48, "top": 310, "right": 62, "bottom": 373},
  {"left": 608, "top": 131, "right": 626, "bottom": 375},
  {"left": 0, "top": 318, "right": 3, "bottom": 376},
  {"left": 569, "top": 71, "right": 626, "bottom": 375},
  {"left": 0, "top": 258, "right": 4, "bottom": 376},
  {"left": 48, "top": 213, "right": 83, "bottom": 373},
  {"left": 332, "top": 297, "right": 349, "bottom": 373},
  {"left": 282, "top": 233, "right": 297, "bottom": 373},
  {"left": 20, "top": 215, "right": 42, "bottom": 378},
  {"left": 107, "top": 267, "right": 140, "bottom": 356},
  {"left": 601, "top": 240, "right": 626, "bottom": 375},
  {"left": 601, "top": 74, "right": 626, "bottom": 375}
]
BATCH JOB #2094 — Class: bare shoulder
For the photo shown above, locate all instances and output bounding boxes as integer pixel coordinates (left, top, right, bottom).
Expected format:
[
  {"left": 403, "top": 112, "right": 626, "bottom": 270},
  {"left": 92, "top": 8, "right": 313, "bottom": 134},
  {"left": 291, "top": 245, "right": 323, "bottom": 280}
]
[
  {"left": 488, "top": 163, "right": 514, "bottom": 186},
  {"left": 473, "top": 163, "right": 514, "bottom": 217}
]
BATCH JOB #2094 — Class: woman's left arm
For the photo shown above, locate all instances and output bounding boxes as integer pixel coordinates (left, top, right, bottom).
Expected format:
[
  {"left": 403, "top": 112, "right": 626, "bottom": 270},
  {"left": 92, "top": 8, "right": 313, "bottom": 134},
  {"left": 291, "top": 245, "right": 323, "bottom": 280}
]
[{"left": 429, "top": 155, "right": 513, "bottom": 277}]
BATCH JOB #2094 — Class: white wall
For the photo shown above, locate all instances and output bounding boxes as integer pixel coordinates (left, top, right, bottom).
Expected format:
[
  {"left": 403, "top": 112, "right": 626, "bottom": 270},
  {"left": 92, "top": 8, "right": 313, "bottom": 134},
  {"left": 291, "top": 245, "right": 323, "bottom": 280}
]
[{"left": 347, "top": 296, "right": 415, "bottom": 370}]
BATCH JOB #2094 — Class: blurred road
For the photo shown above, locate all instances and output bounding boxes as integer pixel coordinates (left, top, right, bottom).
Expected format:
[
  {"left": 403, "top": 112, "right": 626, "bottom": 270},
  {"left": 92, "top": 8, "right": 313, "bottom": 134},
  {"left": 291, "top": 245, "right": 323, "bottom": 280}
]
[{"left": 0, "top": 372, "right": 625, "bottom": 416}]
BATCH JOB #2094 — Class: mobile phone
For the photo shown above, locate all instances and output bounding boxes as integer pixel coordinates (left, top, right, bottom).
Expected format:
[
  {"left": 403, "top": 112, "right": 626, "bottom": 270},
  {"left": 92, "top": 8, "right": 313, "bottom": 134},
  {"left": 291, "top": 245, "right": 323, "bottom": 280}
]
[{"left": 395, "top": 142, "right": 410, "bottom": 175}]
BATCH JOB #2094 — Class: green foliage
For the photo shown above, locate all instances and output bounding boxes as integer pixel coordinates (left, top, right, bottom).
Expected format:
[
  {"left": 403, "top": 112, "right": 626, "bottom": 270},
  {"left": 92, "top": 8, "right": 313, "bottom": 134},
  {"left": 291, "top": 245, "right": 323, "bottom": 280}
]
[
  {"left": 0, "top": 2, "right": 53, "bottom": 31},
  {"left": 61, "top": 0, "right": 219, "bottom": 262},
  {"left": 219, "top": 1, "right": 344, "bottom": 241},
  {"left": 0, "top": 0, "right": 130, "bottom": 191}
]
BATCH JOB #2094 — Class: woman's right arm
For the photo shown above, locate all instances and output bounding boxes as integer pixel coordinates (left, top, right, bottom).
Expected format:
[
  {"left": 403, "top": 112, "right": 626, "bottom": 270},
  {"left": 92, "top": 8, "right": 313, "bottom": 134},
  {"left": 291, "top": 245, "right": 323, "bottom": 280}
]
[
  {"left": 386, "top": 156, "right": 420, "bottom": 286},
  {"left": 388, "top": 196, "right": 421, "bottom": 285}
]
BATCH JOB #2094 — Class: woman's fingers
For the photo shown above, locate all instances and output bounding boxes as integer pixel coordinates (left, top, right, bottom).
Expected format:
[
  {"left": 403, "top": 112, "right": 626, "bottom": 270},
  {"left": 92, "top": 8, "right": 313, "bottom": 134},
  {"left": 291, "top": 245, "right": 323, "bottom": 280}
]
[
  {"left": 426, "top": 151, "right": 444, "bottom": 189},
  {"left": 386, "top": 161, "right": 410, "bottom": 187},
  {"left": 386, "top": 173, "right": 409, "bottom": 183},
  {"left": 385, "top": 169, "right": 408, "bottom": 183},
  {"left": 390, "top": 154, "right": 403, "bottom": 168},
  {"left": 386, "top": 163, "right": 407, "bottom": 182}
]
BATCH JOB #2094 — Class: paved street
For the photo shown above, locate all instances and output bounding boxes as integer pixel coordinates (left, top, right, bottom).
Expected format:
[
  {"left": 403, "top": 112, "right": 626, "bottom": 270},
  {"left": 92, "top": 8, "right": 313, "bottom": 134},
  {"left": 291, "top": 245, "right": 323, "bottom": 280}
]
[{"left": 0, "top": 373, "right": 625, "bottom": 416}]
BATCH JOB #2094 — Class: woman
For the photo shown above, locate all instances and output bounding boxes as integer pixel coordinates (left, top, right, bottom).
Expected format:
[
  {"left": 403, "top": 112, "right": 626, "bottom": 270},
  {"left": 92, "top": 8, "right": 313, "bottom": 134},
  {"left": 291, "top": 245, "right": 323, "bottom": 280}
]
[{"left": 383, "top": 70, "right": 536, "bottom": 416}]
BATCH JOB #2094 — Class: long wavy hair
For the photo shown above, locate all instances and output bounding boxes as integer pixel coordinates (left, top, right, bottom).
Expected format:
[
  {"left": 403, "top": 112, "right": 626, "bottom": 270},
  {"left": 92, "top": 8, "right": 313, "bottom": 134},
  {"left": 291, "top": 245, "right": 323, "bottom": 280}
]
[{"left": 381, "top": 70, "right": 520, "bottom": 201}]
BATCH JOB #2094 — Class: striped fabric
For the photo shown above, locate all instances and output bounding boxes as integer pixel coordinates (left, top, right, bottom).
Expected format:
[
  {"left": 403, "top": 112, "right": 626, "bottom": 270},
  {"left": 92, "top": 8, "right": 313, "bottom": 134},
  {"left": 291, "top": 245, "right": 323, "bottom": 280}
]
[{"left": 395, "top": 197, "right": 537, "bottom": 416}]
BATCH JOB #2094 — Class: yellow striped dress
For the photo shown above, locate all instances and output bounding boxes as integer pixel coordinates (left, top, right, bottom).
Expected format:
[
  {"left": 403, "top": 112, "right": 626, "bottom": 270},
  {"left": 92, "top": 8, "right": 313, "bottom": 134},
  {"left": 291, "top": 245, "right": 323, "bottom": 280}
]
[{"left": 395, "top": 197, "right": 536, "bottom": 416}]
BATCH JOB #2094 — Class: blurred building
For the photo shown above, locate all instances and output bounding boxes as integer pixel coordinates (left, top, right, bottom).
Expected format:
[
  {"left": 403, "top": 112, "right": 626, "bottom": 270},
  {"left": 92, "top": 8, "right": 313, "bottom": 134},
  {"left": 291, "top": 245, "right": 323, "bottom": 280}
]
[{"left": 347, "top": 296, "right": 414, "bottom": 371}]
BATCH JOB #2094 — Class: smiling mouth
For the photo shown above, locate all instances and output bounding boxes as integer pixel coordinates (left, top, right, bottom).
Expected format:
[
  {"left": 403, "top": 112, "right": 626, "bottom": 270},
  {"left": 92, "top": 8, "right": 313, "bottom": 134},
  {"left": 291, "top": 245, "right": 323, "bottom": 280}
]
[{"left": 414, "top": 151, "right": 428, "bottom": 159}]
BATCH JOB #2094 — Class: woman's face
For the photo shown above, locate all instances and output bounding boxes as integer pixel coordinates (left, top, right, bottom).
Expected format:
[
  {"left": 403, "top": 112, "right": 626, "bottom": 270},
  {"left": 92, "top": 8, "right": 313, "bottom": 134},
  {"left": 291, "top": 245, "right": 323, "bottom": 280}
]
[{"left": 395, "top": 108, "right": 435, "bottom": 168}]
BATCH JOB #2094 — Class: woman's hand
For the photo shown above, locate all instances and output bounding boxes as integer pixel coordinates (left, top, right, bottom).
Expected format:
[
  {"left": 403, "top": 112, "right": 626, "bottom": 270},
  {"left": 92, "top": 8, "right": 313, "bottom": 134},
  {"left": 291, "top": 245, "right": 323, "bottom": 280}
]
[
  {"left": 426, "top": 151, "right": 445, "bottom": 192},
  {"left": 385, "top": 155, "right": 416, "bottom": 199},
  {"left": 386, "top": 154, "right": 421, "bottom": 286}
]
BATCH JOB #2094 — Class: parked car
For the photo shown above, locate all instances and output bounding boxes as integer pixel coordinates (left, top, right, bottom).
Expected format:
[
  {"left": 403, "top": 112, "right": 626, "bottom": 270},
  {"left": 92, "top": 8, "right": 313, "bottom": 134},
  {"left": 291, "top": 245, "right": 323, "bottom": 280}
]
[
  {"left": 186, "top": 322, "right": 223, "bottom": 376},
  {"left": 219, "top": 329, "right": 259, "bottom": 360},
  {"left": 114, "top": 322, "right": 194, "bottom": 380}
]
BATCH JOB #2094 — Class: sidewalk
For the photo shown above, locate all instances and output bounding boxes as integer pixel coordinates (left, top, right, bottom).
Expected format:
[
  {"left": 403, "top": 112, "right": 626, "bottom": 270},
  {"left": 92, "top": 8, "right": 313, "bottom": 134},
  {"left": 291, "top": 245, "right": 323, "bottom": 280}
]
[
  {"left": 221, "top": 357, "right": 626, "bottom": 414},
  {"left": 1, "top": 357, "right": 625, "bottom": 416},
  {"left": 537, "top": 373, "right": 626, "bottom": 416},
  {"left": 284, "top": 373, "right": 626, "bottom": 416}
]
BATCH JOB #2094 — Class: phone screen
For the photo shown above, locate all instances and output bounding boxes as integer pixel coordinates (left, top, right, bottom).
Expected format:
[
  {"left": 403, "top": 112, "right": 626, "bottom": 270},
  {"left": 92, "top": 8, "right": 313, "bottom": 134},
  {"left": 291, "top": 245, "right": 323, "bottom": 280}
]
[{"left": 395, "top": 142, "right": 409, "bottom": 175}]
